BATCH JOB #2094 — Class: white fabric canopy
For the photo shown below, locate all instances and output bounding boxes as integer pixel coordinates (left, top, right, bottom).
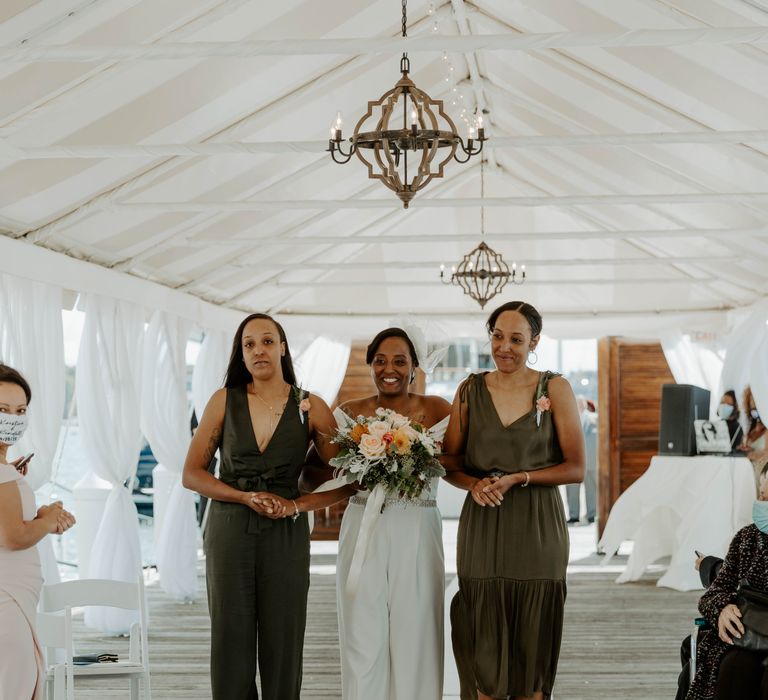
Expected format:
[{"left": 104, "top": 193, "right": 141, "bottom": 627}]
[
  {"left": 660, "top": 329, "right": 724, "bottom": 413},
  {"left": 76, "top": 294, "right": 144, "bottom": 633},
  {"left": 720, "top": 300, "right": 768, "bottom": 420},
  {"left": 191, "top": 330, "right": 230, "bottom": 421},
  {"left": 141, "top": 310, "right": 198, "bottom": 600},
  {"left": 294, "top": 335, "right": 351, "bottom": 405},
  {"left": 0, "top": 273, "right": 65, "bottom": 492},
  {"left": 0, "top": 272, "right": 64, "bottom": 586}
]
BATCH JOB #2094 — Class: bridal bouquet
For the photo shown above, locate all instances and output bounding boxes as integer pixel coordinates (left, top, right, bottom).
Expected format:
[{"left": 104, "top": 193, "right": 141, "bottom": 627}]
[{"left": 329, "top": 407, "right": 445, "bottom": 499}]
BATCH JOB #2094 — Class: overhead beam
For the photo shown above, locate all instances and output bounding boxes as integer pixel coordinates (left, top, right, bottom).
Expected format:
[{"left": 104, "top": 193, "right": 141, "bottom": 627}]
[
  {"left": 113, "top": 192, "right": 768, "bottom": 212},
  {"left": 187, "top": 226, "right": 768, "bottom": 246},
  {"left": 4, "top": 27, "right": 768, "bottom": 62},
  {"left": 230, "top": 256, "right": 737, "bottom": 269},
  {"left": 260, "top": 276, "right": 716, "bottom": 287},
  {"left": 4, "top": 130, "right": 768, "bottom": 159}
]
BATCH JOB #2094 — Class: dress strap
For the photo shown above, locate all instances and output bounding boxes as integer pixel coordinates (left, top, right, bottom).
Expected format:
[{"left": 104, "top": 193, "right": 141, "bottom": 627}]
[{"left": 536, "top": 370, "right": 560, "bottom": 396}]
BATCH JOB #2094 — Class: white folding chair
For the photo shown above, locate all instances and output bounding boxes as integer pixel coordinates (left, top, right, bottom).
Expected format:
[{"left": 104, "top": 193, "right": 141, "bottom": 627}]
[
  {"left": 37, "top": 611, "right": 70, "bottom": 700},
  {"left": 39, "top": 576, "right": 151, "bottom": 700}
]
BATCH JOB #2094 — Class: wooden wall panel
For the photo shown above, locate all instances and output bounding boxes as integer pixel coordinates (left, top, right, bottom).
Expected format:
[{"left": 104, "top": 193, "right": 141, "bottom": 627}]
[
  {"left": 333, "top": 343, "right": 372, "bottom": 409},
  {"left": 597, "top": 337, "right": 674, "bottom": 538}
]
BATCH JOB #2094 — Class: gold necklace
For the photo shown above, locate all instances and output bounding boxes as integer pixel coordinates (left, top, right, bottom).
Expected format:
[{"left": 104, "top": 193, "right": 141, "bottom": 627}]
[{"left": 251, "top": 388, "right": 288, "bottom": 432}]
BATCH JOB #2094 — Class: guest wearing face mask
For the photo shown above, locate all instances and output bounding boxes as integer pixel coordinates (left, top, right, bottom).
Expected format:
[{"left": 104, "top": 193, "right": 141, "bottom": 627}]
[
  {"left": 715, "top": 390, "right": 743, "bottom": 454},
  {"left": 739, "top": 385, "right": 767, "bottom": 490},
  {"left": 0, "top": 364, "right": 76, "bottom": 700},
  {"left": 685, "top": 462, "right": 768, "bottom": 699}
]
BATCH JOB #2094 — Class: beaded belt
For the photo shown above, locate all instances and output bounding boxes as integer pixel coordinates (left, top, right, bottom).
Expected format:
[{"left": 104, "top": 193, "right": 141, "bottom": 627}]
[{"left": 350, "top": 495, "right": 437, "bottom": 508}]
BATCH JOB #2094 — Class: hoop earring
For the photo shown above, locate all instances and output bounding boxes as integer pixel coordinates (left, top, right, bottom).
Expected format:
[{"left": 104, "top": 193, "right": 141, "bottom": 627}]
[{"left": 528, "top": 350, "right": 538, "bottom": 365}]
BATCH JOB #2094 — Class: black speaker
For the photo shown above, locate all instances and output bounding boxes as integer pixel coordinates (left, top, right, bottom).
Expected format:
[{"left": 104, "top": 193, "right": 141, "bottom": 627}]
[{"left": 658, "top": 384, "right": 711, "bottom": 456}]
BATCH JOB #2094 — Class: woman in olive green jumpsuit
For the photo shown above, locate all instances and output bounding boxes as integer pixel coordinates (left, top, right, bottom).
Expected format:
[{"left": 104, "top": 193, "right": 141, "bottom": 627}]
[{"left": 183, "top": 313, "right": 346, "bottom": 699}]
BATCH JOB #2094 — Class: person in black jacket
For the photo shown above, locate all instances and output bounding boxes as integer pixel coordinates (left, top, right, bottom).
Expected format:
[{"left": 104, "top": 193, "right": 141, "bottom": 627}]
[
  {"left": 716, "top": 390, "right": 743, "bottom": 453},
  {"left": 675, "top": 555, "right": 724, "bottom": 700}
]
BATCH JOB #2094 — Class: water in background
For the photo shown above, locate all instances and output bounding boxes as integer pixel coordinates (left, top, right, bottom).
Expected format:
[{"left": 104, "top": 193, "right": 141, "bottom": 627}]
[{"left": 42, "top": 419, "right": 156, "bottom": 576}]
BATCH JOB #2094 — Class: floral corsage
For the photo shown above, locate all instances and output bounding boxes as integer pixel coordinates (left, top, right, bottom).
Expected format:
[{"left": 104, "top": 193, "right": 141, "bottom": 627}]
[
  {"left": 293, "top": 386, "right": 311, "bottom": 424},
  {"left": 535, "top": 391, "right": 551, "bottom": 428}
]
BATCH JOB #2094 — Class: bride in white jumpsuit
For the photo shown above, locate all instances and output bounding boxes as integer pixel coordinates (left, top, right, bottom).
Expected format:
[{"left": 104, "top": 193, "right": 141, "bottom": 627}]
[{"left": 333, "top": 328, "right": 451, "bottom": 700}]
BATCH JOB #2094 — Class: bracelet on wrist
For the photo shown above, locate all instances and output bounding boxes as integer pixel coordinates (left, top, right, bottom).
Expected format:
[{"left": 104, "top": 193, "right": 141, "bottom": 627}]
[
  {"left": 520, "top": 471, "right": 530, "bottom": 488},
  {"left": 291, "top": 499, "right": 300, "bottom": 521}
]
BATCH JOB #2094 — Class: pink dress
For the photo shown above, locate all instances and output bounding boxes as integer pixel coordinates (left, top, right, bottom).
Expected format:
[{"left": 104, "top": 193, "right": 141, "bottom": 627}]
[{"left": 0, "top": 463, "right": 44, "bottom": 699}]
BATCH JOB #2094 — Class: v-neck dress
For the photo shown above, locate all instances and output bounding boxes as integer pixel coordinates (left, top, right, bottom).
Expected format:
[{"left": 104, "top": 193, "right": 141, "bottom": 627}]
[
  {"left": 204, "top": 384, "right": 311, "bottom": 700},
  {"left": 450, "top": 371, "right": 568, "bottom": 700}
]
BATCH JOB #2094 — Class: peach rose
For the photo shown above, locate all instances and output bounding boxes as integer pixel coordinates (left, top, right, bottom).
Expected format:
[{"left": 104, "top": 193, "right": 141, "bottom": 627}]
[
  {"left": 359, "top": 433, "right": 386, "bottom": 459},
  {"left": 536, "top": 396, "right": 551, "bottom": 412},
  {"left": 299, "top": 398, "right": 311, "bottom": 413}
]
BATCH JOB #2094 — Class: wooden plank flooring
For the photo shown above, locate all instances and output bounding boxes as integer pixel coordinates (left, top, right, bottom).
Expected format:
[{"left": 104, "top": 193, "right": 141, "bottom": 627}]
[{"left": 68, "top": 552, "right": 699, "bottom": 699}]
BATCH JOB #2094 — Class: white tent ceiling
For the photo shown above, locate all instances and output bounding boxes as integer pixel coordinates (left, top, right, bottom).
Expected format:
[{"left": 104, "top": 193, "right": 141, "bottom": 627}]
[{"left": 1, "top": 0, "right": 768, "bottom": 334}]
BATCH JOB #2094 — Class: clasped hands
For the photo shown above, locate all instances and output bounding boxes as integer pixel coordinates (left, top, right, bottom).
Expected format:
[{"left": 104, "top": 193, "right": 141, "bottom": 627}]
[
  {"left": 36, "top": 501, "right": 76, "bottom": 534},
  {"left": 244, "top": 491, "right": 295, "bottom": 519},
  {"left": 470, "top": 472, "right": 526, "bottom": 507}
]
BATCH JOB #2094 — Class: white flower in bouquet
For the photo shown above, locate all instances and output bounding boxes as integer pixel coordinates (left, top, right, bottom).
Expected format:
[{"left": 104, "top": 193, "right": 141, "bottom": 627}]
[
  {"left": 390, "top": 413, "right": 410, "bottom": 429},
  {"left": 367, "top": 421, "right": 391, "bottom": 440}
]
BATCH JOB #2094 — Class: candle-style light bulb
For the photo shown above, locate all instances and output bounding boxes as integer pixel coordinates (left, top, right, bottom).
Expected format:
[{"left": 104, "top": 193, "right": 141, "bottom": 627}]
[
  {"left": 411, "top": 107, "right": 418, "bottom": 126},
  {"left": 451, "top": 265, "right": 457, "bottom": 274},
  {"left": 334, "top": 111, "right": 343, "bottom": 130},
  {"left": 468, "top": 125, "right": 475, "bottom": 140},
  {"left": 476, "top": 112, "right": 484, "bottom": 129}
]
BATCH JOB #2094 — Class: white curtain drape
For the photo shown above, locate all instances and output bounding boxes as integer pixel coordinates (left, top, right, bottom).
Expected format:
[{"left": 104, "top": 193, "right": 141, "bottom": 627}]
[
  {"left": 140, "top": 311, "right": 197, "bottom": 600},
  {"left": 192, "top": 330, "right": 230, "bottom": 420},
  {"left": 294, "top": 335, "right": 351, "bottom": 405},
  {"left": 660, "top": 330, "right": 724, "bottom": 413},
  {"left": 721, "top": 300, "right": 768, "bottom": 421},
  {"left": 0, "top": 273, "right": 64, "bottom": 585},
  {"left": 76, "top": 294, "right": 144, "bottom": 633},
  {"left": 0, "top": 274, "right": 65, "bottom": 491}
]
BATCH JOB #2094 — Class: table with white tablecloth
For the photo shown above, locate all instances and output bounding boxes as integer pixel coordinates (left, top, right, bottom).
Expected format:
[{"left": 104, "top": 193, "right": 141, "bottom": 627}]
[{"left": 599, "top": 455, "right": 756, "bottom": 591}]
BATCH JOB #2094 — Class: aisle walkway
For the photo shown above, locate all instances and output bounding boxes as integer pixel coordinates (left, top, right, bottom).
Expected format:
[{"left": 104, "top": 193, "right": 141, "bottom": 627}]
[{"left": 68, "top": 521, "right": 699, "bottom": 699}]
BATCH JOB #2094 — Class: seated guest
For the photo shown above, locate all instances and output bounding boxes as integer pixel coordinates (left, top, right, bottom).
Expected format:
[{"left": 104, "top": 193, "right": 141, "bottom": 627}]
[
  {"left": 740, "top": 385, "right": 767, "bottom": 488},
  {"left": 685, "top": 462, "right": 768, "bottom": 699},
  {"left": 675, "top": 554, "right": 724, "bottom": 700},
  {"left": 716, "top": 390, "right": 743, "bottom": 452}
]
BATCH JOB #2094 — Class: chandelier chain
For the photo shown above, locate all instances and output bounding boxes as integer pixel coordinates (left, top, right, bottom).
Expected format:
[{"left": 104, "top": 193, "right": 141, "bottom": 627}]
[
  {"left": 402, "top": 0, "right": 408, "bottom": 38},
  {"left": 480, "top": 158, "right": 485, "bottom": 240}
]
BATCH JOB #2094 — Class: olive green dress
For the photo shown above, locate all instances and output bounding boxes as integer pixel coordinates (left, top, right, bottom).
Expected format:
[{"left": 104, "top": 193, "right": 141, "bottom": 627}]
[
  {"left": 204, "top": 384, "right": 310, "bottom": 700},
  {"left": 451, "top": 371, "right": 568, "bottom": 700}
]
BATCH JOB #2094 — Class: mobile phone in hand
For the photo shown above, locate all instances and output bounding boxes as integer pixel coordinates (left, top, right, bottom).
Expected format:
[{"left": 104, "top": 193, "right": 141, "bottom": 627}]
[{"left": 17, "top": 452, "right": 34, "bottom": 468}]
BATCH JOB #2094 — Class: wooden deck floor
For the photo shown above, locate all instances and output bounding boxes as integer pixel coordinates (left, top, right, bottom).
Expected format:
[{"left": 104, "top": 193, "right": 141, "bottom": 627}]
[
  {"left": 67, "top": 522, "right": 699, "bottom": 700},
  {"left": 68, "top": 548, "right": 699, "bottom": 699}
]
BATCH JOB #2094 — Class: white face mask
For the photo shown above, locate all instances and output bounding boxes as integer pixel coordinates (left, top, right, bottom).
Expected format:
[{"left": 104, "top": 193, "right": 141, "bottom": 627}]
[
  {"left": 718, "top": 404, "right": 735, "bottom": 420},
  {"left": 0, "top": 412, "right": 28, "bottom": 446}
]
